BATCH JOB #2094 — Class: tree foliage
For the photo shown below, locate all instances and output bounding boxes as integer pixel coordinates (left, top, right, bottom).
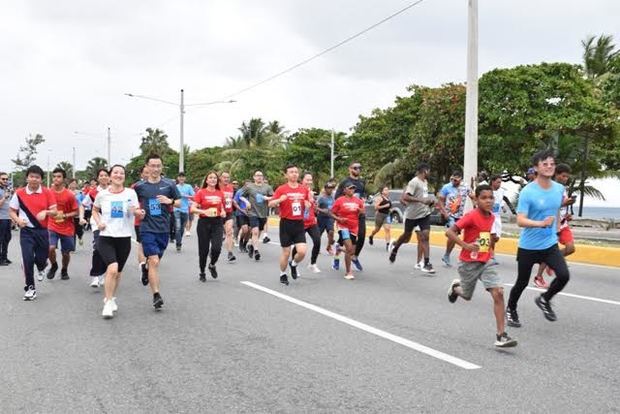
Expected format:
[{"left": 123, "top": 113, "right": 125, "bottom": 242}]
[{"left": 12, "top": 134, "right": 45, "bottom": 170}]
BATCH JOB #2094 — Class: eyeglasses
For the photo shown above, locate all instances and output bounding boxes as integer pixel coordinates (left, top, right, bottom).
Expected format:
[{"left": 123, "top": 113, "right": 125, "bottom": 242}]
[
  {"left": 0, "top": 178, "right": 8, "bottom": 180},
  {"left": 351, "top": 166, "right": 362, "bottom": 170}
]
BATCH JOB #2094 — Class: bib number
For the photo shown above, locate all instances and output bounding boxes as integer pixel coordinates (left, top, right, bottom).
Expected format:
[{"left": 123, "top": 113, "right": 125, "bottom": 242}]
[
  {"left": 111, "top": 201, "right": 124, "bottom": 218},
  {"left": 292, "top": 201, "right": 302, "bottom": 217},
  {"left": 225, "top": 198, "right": 232, "bottom": 210},
  {"left": 148, "top": 198, "right": 162, "bottom": 216},
  {"left": 478, "top": 232, "right": 491, "bottom": 253}
]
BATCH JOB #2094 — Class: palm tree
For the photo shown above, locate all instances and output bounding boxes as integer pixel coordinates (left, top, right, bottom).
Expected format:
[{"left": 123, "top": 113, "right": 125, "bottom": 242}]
[
  {"left": 85, "top": 157, "right": 108, "bottom": 179},
  {"left": 582, "top": 34, "right": 618, "bottom": 79},
  {"left": 140, "top": 128, "right": 172, "bottom": 156}
]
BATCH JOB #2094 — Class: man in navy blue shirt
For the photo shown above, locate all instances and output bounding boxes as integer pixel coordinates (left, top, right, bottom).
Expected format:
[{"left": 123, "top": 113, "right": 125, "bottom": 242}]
[{"left": 134, "top": 154, "right": 181, "bottom": 310}]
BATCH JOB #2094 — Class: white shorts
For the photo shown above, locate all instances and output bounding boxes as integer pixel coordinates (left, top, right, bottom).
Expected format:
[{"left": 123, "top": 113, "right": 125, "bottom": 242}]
[{"left": 491, "top": 215, "right": 502, "bottom": 236}]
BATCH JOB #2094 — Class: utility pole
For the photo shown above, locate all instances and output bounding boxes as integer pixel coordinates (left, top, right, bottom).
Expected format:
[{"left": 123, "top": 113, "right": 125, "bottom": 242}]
[
  {"left": 330, "top": 129, "right": 335, "bottom": 178},
  {"left": 179, "top": 89, "right": 185, "bottom": 173},
  {"left": 463, "top": 0, "right": 478, "bottom": 211}
]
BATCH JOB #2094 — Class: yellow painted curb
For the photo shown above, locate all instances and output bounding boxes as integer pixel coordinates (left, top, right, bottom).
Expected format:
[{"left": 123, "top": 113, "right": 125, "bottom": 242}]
[{"left": 266, "top": 217, "right": 620, "bottom": 267}]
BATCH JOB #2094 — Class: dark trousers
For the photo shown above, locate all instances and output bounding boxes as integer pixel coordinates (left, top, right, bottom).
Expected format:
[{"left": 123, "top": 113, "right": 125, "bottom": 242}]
[
  {"left": 508, "top": 245, "right": 570, "bottom": 310},
  {"left": 73, "top": 217, "right": 84, "bottom": 240},
  {"left": 197, "top": 217, "right": 224, "bottom": 271},
  {"left": 0, "top": 219, "right": 12, "bottom": 261},
  {"left": 174, "top": 211, "right": 189, "bottom": 247},
  {"left": 20, "top": 227, "right": 48, "bottom": 290},
  {"left": 355, "top": 215, "right": 366, "bottom": 257},
  {"left": 292, "top": 225, "right": 321, "bottom": 264},
  {"left": 90, "top": 230, "right": 107, "bottom": 276}
]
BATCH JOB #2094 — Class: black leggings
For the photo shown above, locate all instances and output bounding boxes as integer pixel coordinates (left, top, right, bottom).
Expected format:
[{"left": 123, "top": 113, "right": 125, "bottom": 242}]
[
  {"left": 508, "top": 245, "right": 570, "bottom": 310},
  {"left": 355, "top": 215, "right": 366, "bottom": 257},
  {"left": 197, "top": 217, "right": 224, "bottom": 271},
  {"left": 292, "top": 225, "right": 321, "bottom": 265}
]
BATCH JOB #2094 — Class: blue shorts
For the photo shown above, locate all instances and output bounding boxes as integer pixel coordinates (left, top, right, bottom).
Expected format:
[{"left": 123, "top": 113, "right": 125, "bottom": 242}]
[
  {"left": 49, "top": 231, "right": 75, "bottom": 253},
  {"left": 249, "top": 216, "right": 267, "bottom": 231},
  {"left": 140, "top": 231, "right": 169, "bottom": 258}
]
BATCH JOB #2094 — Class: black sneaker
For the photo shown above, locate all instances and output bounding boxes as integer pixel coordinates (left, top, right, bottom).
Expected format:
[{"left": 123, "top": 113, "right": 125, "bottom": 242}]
[
  {"left": 140, "top": 263, "right": 149, "bottom": 286},
  {"left": 176, "top": 245, "right": 181, "bottom": 252},
  {"left": 495, "top": 332, "right": 518, "bottom": 348},
  {"left": 506, "top": 307, "right": 521, "bottom": 328},
  {"left": 368, "top": 235, "right": 374, "bottom": 246},
  {"left": 4, "top": 259, "right": 11, "bottom": 264},
  {"left": 389, "top": 249, "right": 397, "bottom": 264},
  {"left": 227, "top": 252, "right": 236, "bottom": 263},
  {"left": 535, "top": 295, "right": 557, "bottom": 322},
  {"left": 47, "top": 263, "right": 58, "bottom": 279},
  {"left": 208, "top": 264, "right": 218, "bottom": 279},
  {"left": 263, "top": 236, "right": 271, "bottom": 244},
  {"left": 60, "top": 269, "right": 70, "bottom": 280},
  {"left": 0, "top": 260, "right": 9, "bottom": 266},
  {"left": 254, "top": 251, "right": 261, "bottom": 261},
  {"left": 289, "top": 261, "right": 298, "bottom": 280},
  {"left": 421, "top": 263, "right": 436, "bottom": 274},
  {"left": 248, "top": 244, "right": 254, "bottom": 259},
  {"left": 448, "top": 279, "right": 460, "bottom": 303},
  {"left": 280, "top": 274, "right": 289, "bottom": 286},
  {"left": 199, "top": 272, "right": 206, "bottom": 282},
  {"left": 153, "top": 293, "right": 164, "bottom": 310}
]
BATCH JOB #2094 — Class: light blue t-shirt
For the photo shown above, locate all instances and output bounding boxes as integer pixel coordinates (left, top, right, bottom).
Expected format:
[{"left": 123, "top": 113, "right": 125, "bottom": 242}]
[
  {"left": 517, "top": 181, "right": 564, "bottom": 250},
  {"left": 0, "top": 188, "right": 10, "bottom": 219},
  {"left": 174, "top": 183, "right": 195, "bottom": 214}
]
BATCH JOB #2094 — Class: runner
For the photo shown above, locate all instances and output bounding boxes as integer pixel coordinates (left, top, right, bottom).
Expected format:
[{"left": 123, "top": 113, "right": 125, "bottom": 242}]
[
  {"left": 191, "top": 171, "right": 226, "bottom": 281},
  {"left": 331, "top": 183, "right": 365, "bottom": 280},
  {"left": 46, "top": 168, "right": 78, "bottom": 280},
  {"left": 231, "top": 180, "right": 241, "bottom": 246},
  {"left": 233, "top": 180, "right": 251, "bottom": 253},
  {"left": 0, "top": 171, "right": 12, "bottom": 266},
  {"left": 506, "top": 149, "right": 570, "bottom": 327},
  {"left": 68, "top": 179, "right": 85, "bottom": 247},
  {"left": 533, "top": 163, "right": 577, "bottom": 288},
  {"left": 446, "top": 184, "right": 518, "bottom": 348},
  {"left": 8, "top": 165, "right": 57, "bottom": 300},
  {"left": 133, "top": 154, "right": 181, "bottom": 310},
  {"left": 92, "top": 165, "right": 140, "bottom": 319},
  {"left": 389, "top": 163, "right": 436, "bottom": 273},
  {"left": 133, "top": 165, "right": 149, "bottom": 282},
  {"left": 80, "top": 169, "right": 110, "bottom": 288},
  {"left": 335, "top": 162, "right": 367, "bottom": 271},
  {"left": 438, "top": 170, "right": 473, "bottom": 267},
  {"left": 173, "top": 172, "right": 195, "bottom": 252},
  {"left": 489, "top": 174, "right": 516, "bottom": 265},
  {"left": 368, "top": 186, "right": 393, "bottom": 251},
  {"left": 219, "top": 172, "right": 237, "bottom": 263},
  {"left": 292, "top": 172, "right": 321, "bottom": 273},
  {"left": 316, "top": 181, "right": 336, "bottom": 255},
  {"left": 261, "top": 178, "right": 271, "bottom": 244},
  {"left": 240, "top": 170, "right": 274, "bottom": 261},
  {"left": 268, "top": 164, "right": 311, "bottom": 285},
  {"left": 82, "top": 179, "right": 97, "bottom": 231}
]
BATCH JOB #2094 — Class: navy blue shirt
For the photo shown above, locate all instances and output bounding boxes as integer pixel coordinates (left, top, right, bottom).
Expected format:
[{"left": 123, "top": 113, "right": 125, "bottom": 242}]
[{"left": 134, "top": 178, "right": 180, "bottom": 233}]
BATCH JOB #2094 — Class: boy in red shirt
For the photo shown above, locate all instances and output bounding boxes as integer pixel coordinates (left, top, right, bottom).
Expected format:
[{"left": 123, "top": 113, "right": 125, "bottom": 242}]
[
  {"left": 445, "top": 184, "right": 517, "bottom": 348},
  {"left": 331, "top": 184, "right": 364, "bottom": 280},
  {"left": 269, "top": 164, "right": 312, "bottom": 285},
  {"left": 47, "top": 168, "right": 78, "bottom": 280}
]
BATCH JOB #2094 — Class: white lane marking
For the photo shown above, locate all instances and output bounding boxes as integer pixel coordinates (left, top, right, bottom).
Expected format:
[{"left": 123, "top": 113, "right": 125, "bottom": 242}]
[
  {"left": 503, "top": 284, "right": 620, "bottom": 306},
  {"left": 241, "top": 281, "right": 481, "bottom": 370}
]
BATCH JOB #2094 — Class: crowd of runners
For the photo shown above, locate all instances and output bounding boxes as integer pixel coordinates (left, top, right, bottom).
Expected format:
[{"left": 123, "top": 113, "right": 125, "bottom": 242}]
[{"left": 0, "top": 148, "right": 578, "bottom": 348}]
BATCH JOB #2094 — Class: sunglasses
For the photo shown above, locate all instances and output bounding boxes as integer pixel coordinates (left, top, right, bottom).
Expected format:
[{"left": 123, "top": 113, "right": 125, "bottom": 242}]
[{"left": 351, "top": 166, "right": 362, "bottom": 170}]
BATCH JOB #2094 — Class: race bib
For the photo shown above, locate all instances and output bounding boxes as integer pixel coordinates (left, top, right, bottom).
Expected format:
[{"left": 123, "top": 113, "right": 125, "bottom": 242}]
[
  {"left": 205, "top": 207, "right": 218, "bottom": 217},
  {"left": 54, "top": 210, "right": 65, "bottom": 223},
  {"left": 111, "top": 201, "right": 124, "bottom": 218},
  {"left": 148, "top": 198, "right": 162, "bottom": 216},
  {"left": 478, "top": 232, "right": 491, "bottom": 253},
  {"left": 225, "top": 198, "right": 232, "bottom": 210},
  {"left": 255, "top": 193, "right": 264, "bottom": 204},
  {"left": 292, "top": 201, "right": 302, "bottom": 217}
]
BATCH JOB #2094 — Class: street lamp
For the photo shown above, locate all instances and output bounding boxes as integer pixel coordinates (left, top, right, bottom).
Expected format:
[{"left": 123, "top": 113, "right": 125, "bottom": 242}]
[{"left": 125, "top": 90, "right": 236, "bottom": 173}]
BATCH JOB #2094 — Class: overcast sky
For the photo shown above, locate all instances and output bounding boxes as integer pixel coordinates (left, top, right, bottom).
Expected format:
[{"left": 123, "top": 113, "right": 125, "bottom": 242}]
[{"left": 1, "top": 0, "right": 618, "bottom": 206}]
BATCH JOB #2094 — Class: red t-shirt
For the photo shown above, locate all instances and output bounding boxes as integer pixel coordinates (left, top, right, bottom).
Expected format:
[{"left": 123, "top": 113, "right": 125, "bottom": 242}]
[
  {"left": 332, "top": 195, "right": 364, "bottom": 234},
  {"left": 455, "top": 208, "right": 495, "bottom": 263},
  {"left": 303, "top": 197, "right": 317, "bottom": 229},
  {"left": 273, "top": 183, "right": 311, "bottom": 221},
  {"left": 221, "top": 184, "right": 235, "bottom": 214},
  {"left": 48, "top": 188, "right": 78, "bottom": 236},
  {"left": 193, "top": 188, "right": 225, "bottom": 218},
  {"left": 13, "top": 187, "right": 57, "bottom": 229}
]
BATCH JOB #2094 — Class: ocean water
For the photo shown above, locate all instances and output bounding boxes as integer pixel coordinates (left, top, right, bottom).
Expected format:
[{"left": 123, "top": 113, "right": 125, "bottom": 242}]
[{"left": 576, "top": 206, "right": 620, "bottom": 220}]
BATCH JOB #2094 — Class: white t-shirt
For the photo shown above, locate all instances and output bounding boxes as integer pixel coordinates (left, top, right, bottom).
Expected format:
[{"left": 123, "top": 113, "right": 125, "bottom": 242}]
[
  {"left": 492, "top": 188, "right": 505, "bottom": 218},
  {"left": 93, "top": 188, "right": 139, "bottom": 238}
]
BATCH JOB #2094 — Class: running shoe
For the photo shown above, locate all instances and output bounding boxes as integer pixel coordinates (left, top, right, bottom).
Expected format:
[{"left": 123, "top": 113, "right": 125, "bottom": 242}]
[
  {"left": 352, "top": 258, "right": 363, "bottom": 272},
  {"left": 280, "top": 274, "right": 289, "bottom": 286},
  {"left": 534, "top": 295, "right": 557, "bottom": 321},
  {"left": 89, "top": 277, "right": 99, "bottom": 288},
  {"left": 332, "top": 258, "right": 340, "bottom": 271},
  {"left": 489, "top": 257, "right": 499, "bottom": 266},
  {"left": 289, "top": 261, "right": 299, "bottom": 280},
  {"left": 109, "top": 297, "right": 118, "bottom": 313},
  {"left": 185, "top": 230, "right": 191, "bottom": 237},
  {"left": 0, "top": 260, "right": 9, "bottom": 266},
  {"left": 153, "top": 293, "right": 164, "bottom": 310},
  {"left": 47, "top": 263, "right": 58, "bottom": 279},
  {"left": 448, "top": 279, "right": 460, "bottom": 303},
  {"left": 98, "top": 275, "right": 105, "bottom": 286},
  {"left": 208, "top": 264, "right": 218, "bottom": 279},
  {"left": 308, "top": 264, "right": 321, "bottom": 274},
  {"left": 176, "top": 245, "right": 181, "bottom": 253},
  {"left": 344, "top": 274, "right": 355, "bottom": 280},
  {"left": 227, "top": 252, "right": 236, "bottom": 263},
  {"left": 263, "top": 236, "right": 271, "bottom": 244},
  {"left": 78, "top": 238, "right": 84, "bottom": 246},
  {"left": 506, "top": 307, "right": 521, "bottom": 328},
  {"left": 421, "top": 263, "right": 436, "bottom": 274},
  {"left": 23, "top": 287, "right": 36, "bottom": 301},
  {"left": 385, "top": 243, "right": 390, "bottom": 252},
  {"left": 37, "top": 269, "right": 45, "bottom": 282},
  {"left": 368, "top": 235, "right": 374, "bottom": 246},
  {"left": 248, "top": 244, "right": 254, "bottom": 259},
  {"left": 60, "top": 269, "right": 70, "bottom": 280},
  {"left": 102, "top": 300, "right": 114, "bottom": 319},
  {"left": 533, "top": 275, "right": 548, "bottom": 289},
  {"left": 389, "top": 249, "right": 397, "bottom": 264},
  {"left": 140, "top": 262, "right": 149, "bottom": 286},
  {"left": 254, "top": 251, "right": 261, "bottom": 261},
  {"left": 199, "top": 272, "right": 206, "bottom": 282},
  {"left": 441, "top": 254, "right": 452, "bottom": 268},
  {"left": 414, "top": 260, "right": 424, "bottom": 270},
  {"left": 494, "top": 332, "right": 518, "bottom": 348}
]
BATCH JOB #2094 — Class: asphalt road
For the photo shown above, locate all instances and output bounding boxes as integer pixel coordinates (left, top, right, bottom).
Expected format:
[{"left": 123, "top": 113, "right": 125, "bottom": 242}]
[{"left": 1, "top": 227, "right": 619, "bottom": 413}]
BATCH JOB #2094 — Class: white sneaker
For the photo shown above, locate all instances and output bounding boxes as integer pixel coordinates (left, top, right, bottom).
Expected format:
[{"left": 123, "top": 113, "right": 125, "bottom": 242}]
[
  {"left": 104, "top": 297, "right": 118, "bottom": 313},
  {"left": 414, "top": 261, "right": 423, "bottom": 270},
  {"left": 308, "top": 264, "right": 321, "bottom": 273},
  {"left": 98, "top": 275, "right": 105, "bottom": 286},
  {"left": 36, "top": 269, "right": 45, "bottom": 282},
  {"left": 23, "top": 287, "right": 37, "bottom": 301},
  {"left": 89, "top": 277, "right": 99, "bottom": 288},
  {"left": 184, "top": 230, "right": 191, "bottom": 237},
  {"left": 344, "top": 274, "right": 355, "bottom": 280},
  {"left": 102, "top": 300, "right": 114, "bottom": 319}
]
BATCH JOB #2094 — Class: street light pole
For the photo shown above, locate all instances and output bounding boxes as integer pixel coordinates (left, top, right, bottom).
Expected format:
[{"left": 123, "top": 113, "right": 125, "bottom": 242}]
[
  {"left": 179, "top": 89, "right": 185, "bottom": 173},
  {"left": 330, "top": 129, "right": 335, "bottom": 178},
  {"left": 463, "top": 0, "right": 479, "bottom": 210}
]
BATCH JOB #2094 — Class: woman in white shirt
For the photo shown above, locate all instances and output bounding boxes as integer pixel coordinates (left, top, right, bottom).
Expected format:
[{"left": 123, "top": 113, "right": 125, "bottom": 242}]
[{"left": 92, "top": 165, "right": 144, "bottom": 319}]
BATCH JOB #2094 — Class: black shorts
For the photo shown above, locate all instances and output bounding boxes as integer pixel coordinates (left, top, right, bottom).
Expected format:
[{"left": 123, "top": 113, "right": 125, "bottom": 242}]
[
  {"left": 279, "top": 219, "right": 306, "bottom": 247},
  {"left": 337, "top": 230, "right": 358, "bottom": 246},
  {"left": 96, "top": 236, "right": 132, "bottom": 272},
  {"left": 236, "top": 214, "right": 250, "bottom": 228},
  {"left": 249, "top": 216, "right": 267, "bottom": 231},
  {"left": 404, "top": 214, "right": 431, "bottom": 233},
  {"left": 225, "top": 212, "right": 234, "bottom": 222},
  {"left": 134, "top": 225, "right": 142, "bottom": 243}
]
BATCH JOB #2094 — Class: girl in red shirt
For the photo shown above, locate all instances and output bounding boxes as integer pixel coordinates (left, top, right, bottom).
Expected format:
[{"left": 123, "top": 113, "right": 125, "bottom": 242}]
[{"left": 331, "top": 184, "right": 364, "bottom": 280}]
